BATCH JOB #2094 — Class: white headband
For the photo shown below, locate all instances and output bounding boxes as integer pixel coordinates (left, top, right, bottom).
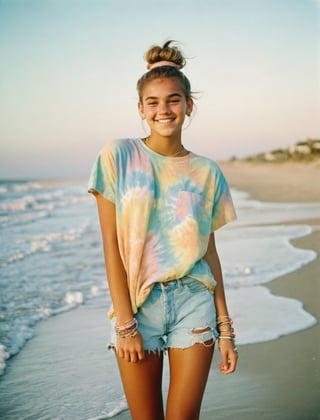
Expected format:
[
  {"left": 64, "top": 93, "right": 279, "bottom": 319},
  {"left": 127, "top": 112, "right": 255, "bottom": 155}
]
[{"left": 147, "top": 61, "right": 180, "bottom": 70}]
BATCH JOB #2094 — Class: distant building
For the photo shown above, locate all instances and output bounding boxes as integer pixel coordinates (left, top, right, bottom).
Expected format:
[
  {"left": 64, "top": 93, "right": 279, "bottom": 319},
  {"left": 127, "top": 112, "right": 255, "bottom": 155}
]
[
  {"left": 264, "top": 152, "right": 276, "bottom": 161},
  {"left": 290, "top": 139, "right": 320, "bottom": 157},
  {"left": 264, "top": 149, "right": 287, "bottom": 161},
  {"left": 292, "top": 142, "right": 311, "bottom": 155},
  {"left": 311, "top": 140, "right": 320, "bottom": 152},
  {"left": 243, "top": 138, "right": 320, "bottom": 162}
]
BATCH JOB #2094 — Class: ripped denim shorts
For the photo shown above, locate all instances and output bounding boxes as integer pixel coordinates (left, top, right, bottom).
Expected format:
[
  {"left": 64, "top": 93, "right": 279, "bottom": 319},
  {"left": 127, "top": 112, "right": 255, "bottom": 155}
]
[{"left": 109, "top": 276, "right": 219, "bottom": 352}]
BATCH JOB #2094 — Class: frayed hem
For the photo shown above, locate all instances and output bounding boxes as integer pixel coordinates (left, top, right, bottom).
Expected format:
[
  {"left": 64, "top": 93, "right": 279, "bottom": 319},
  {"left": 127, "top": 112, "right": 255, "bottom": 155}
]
[{"left": 167, "top": 338, "right": 217, "bottom": 351}]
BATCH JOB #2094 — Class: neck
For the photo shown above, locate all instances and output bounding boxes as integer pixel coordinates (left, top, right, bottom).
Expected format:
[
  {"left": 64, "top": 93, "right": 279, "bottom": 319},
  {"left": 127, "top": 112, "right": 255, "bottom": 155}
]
[{"left": 143, "top": 135, "right": 187, "bottom": 157}]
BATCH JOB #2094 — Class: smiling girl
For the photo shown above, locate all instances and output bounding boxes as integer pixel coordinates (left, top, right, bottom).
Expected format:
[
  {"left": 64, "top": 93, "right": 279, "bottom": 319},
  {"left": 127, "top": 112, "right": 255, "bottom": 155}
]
[{"left": 89, "top": 40, "right": 238, "bottom": 420}]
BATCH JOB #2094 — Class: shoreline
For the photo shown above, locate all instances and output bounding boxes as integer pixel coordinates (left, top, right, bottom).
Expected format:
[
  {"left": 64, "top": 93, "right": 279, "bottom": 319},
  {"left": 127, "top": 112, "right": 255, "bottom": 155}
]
[
  {"left": 0, "top": 161, "right": 319, "bottom": 419},
  {"left": 98, "top": 222, "right": 320, "bottom": 419},
  {"left": 203, "top": 228, "right": 320, "bottom": 420},
  {"left": 208, "top": 160, "right": 320, "bottom": 419},
  {"left": 1, "top": 228, "right": 318, "bottom": 420}
]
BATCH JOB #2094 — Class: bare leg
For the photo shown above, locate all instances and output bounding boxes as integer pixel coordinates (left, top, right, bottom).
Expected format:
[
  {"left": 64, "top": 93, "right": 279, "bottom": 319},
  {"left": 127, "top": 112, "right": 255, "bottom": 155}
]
[
  {"left": 166, "top": 343, "right": 214, "bottom": 420},
  {"left": 116, "top": 351, "right": 165, "bottom": 420}
]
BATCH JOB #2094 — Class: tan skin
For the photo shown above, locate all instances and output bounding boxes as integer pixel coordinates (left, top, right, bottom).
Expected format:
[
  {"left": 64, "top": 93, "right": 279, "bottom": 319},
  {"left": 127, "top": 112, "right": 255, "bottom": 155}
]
[{"left": 94, "top": 76, "right": 238, "bottom": 420}]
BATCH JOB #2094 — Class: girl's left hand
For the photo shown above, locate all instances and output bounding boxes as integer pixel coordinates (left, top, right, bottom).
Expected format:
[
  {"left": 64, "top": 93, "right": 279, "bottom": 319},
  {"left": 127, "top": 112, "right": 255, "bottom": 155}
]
[{"left": 218, "top": 339, "right": 238, "bottom": 374}]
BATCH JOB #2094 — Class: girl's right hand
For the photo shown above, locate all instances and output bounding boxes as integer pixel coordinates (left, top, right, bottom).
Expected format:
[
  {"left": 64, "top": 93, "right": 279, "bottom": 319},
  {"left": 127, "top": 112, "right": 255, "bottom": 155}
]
[{"left": 116, "top": 331, "right": 145, "bottom": 363}]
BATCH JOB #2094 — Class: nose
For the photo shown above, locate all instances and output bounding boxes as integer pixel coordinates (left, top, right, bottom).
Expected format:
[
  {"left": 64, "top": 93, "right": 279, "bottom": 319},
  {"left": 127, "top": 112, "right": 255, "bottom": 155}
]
[{"left": 158, "top": 101, "right": 171, "bottom": 115}]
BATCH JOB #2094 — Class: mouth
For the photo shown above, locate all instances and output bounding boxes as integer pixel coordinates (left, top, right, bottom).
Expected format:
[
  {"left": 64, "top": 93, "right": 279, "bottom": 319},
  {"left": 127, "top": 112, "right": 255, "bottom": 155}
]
[{"left": 155, "top": 118, "right": 175, "bottom": 124}]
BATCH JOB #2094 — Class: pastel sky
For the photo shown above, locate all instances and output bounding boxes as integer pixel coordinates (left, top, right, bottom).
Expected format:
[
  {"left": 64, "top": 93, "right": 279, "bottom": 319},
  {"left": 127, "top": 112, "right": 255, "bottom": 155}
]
[{"left": 0, "top": 0, "right": 319, "bottom": 179}]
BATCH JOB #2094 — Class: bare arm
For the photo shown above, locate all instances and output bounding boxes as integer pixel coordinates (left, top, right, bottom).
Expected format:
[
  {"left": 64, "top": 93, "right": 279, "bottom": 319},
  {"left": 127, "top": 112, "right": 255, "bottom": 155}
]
[
  {"left": 95, "top": 193, "right": 144, "bottom": 362},
  {"left": 203, "top": 232, "right": 238, "bottom": 374}
]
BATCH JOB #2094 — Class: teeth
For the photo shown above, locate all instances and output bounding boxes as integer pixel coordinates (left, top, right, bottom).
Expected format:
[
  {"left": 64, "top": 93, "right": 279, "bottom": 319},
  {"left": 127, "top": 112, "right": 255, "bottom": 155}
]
[{"left": 157, "top": 119, "right": 173, "bottom": 123}]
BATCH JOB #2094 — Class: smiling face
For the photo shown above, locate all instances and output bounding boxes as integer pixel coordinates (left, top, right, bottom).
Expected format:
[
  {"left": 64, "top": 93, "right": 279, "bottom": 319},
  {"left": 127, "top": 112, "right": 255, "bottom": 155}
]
[{"left": 138, "top": 77, "right": 193, "bottom": 140}]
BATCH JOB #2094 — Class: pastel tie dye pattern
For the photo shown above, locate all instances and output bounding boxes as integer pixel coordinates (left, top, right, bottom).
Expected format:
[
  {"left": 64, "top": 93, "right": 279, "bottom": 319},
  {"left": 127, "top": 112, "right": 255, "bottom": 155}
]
[{"left": 88, "top": 138, "right": 236, "bottom": 316}]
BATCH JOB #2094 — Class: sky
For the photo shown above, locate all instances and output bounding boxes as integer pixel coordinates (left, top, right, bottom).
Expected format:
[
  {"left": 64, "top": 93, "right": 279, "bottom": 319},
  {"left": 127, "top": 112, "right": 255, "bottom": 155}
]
[{"left": 0, "top": 0, "right": 319, "bottom": 179}]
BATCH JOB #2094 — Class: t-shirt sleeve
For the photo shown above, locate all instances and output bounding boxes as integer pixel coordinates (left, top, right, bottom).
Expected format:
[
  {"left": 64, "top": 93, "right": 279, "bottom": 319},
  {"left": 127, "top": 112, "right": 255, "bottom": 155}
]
[
  {"left": 88, "top": 142, "right": 116, "bottom": 203},
  {"left": 211, "top": 167, "right": 236, "bottom": 231}
]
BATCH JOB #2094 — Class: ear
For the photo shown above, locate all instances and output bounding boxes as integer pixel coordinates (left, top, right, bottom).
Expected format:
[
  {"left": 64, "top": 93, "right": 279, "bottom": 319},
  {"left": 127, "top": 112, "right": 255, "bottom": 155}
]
[
  {"left": 138, "top": 102, "right": 145, "bottom": 119},
  {"left": 186, "top": 98, "right": 193, "bottom": 116}
]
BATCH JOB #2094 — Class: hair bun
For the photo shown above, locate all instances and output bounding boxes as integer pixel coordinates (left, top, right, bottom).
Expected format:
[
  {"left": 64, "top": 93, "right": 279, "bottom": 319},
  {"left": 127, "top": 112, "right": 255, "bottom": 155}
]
[{"left": 145, "top": 40, "right": 186, "bottom": 70}]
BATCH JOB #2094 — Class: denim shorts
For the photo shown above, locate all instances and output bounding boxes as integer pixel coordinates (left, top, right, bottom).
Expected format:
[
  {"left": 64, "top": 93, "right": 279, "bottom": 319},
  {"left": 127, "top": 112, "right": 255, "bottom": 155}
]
[{"left": 109, "top": 277, "right": 219, "bottom": 352}]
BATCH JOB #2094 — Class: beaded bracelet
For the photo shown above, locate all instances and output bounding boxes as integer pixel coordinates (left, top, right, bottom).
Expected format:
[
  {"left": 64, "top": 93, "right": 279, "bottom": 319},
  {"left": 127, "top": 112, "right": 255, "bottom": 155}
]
[
  {"left": 217, "top": 316, "right": 232, "bottom": 322},
  {"left": 218, "top": 336, "right": 238, "bottom": 353},
  {"left": 217, "top": 315, "right": 238, "bottom": 352},
  {"left": 115, "top": 317, "right": 138, "bottom": 338},
  {"left": 118, "top": 328, "right": 138, "bottom": 339},
  {"left": 219, "top": 336, "right": 235, "bottom": 341},
  {"left": 217, "top": 315, "right": 233, "bottom": 321}
]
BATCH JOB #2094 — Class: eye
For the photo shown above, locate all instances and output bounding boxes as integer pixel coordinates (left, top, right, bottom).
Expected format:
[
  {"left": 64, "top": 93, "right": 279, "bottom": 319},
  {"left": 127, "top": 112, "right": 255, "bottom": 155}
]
[
  {"left": 169, "top": 98, "right": 181, "bottom": 103},
  {"left": 146, "top": 102, "right": 157, "bottom": 106}
]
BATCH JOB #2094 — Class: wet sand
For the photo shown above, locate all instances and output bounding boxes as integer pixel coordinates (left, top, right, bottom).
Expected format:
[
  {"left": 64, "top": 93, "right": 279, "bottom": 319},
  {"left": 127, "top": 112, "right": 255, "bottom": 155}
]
[{"left": 206, "top": 160, "right": 320, "bottom": 419}]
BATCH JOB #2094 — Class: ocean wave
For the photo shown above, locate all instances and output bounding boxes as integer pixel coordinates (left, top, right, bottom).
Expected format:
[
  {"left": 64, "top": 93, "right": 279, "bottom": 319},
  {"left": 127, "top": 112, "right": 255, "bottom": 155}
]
[
  {"left": 0, "top": 180, "right": 101, "bottom": 376},
  {"left": 87, "top": 395, "right": 128, "bottom": 420},
  {"left": 0, "top": 191, "right": 92, "bottom": 230},
  {"left": 0, "top": 287, "right": 105, "bottom": 376},
  {"left": 0, "top": 344, "right": 10, "bottom": 376},
  {"left": 0, "top": 194, "right": 38, "bottom": 212},
  {"left": 220, "top": 224, "right": 317, "bottom": 288},
  {"left": 0, "top": 191, "right": 78, "bottom": 213},
  {"left": 65, "top": 291, "right": 84, "bottom": 305},
  {"left": 0, "top": 210, "right": 50, "bottom": 228},
  {"left": 13, "top": 182, "right": 42, "bottom": 191},
  {"left": 227, "top": 286, "right": 317, "bottom": 345},
  {"left": 0, "top": 223, "right": 90, "bottom": 267}
]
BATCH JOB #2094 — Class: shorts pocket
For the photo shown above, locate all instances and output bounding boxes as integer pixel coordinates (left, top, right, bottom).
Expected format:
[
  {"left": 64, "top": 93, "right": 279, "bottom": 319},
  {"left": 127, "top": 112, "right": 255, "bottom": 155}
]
[{"left": 184, "top": 279, "right": 208, "bottom": 294}]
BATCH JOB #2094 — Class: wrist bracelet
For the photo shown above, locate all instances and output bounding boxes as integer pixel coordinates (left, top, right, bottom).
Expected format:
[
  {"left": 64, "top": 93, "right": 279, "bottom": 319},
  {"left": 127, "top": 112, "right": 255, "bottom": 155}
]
[{"left": 115, "top": 317, "right": 138, "bottom": 338}]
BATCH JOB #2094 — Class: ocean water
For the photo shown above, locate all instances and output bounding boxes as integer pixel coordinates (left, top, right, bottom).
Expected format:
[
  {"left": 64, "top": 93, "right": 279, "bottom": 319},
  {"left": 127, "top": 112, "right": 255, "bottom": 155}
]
[
  {"left": 0, "top": 179, "right": 318, "bottom": 385},
  {"left": 0, "top": 179, "right": 110, "bottom": 376}
]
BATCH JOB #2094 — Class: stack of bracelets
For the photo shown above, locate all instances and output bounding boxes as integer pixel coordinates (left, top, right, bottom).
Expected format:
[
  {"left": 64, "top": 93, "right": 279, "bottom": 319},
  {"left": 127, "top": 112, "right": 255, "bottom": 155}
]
[
  {"left": 217, "top": 315, "right": 238, "bottom": 353},
  {"left": 115, "top": 317, "right": 138, "bottom": 339}
]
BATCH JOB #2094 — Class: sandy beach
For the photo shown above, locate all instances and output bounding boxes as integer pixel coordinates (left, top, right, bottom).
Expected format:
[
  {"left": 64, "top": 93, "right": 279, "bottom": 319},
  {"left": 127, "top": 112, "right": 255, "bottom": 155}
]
[
  {"left": 1, "top": 160, "right": 319, "bottom": 419},
  {"left": 219, "top": 159, "right": 320, "bottom": 203},
  {"left": 215, "top": 160, "right": 320, "bottom": 420}
]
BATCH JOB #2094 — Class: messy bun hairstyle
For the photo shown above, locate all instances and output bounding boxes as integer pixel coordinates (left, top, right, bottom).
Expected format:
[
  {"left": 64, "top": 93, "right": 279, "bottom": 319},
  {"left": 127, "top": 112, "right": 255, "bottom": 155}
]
[{"left": 137, "top": 40, "right": 193, "bottom": 101}]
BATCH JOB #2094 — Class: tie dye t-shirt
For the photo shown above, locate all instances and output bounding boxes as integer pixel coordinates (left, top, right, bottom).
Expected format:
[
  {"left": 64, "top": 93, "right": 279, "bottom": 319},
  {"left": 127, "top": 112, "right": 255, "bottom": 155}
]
[{"left": 88, "top": 138, "right": 236, "bottom": 316}]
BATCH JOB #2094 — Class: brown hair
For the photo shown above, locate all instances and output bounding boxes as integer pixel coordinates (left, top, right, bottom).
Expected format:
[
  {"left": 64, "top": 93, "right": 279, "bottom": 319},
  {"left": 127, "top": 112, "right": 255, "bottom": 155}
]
[{"left": 136, "top": 40, "right": 193, "bottom": 101}]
